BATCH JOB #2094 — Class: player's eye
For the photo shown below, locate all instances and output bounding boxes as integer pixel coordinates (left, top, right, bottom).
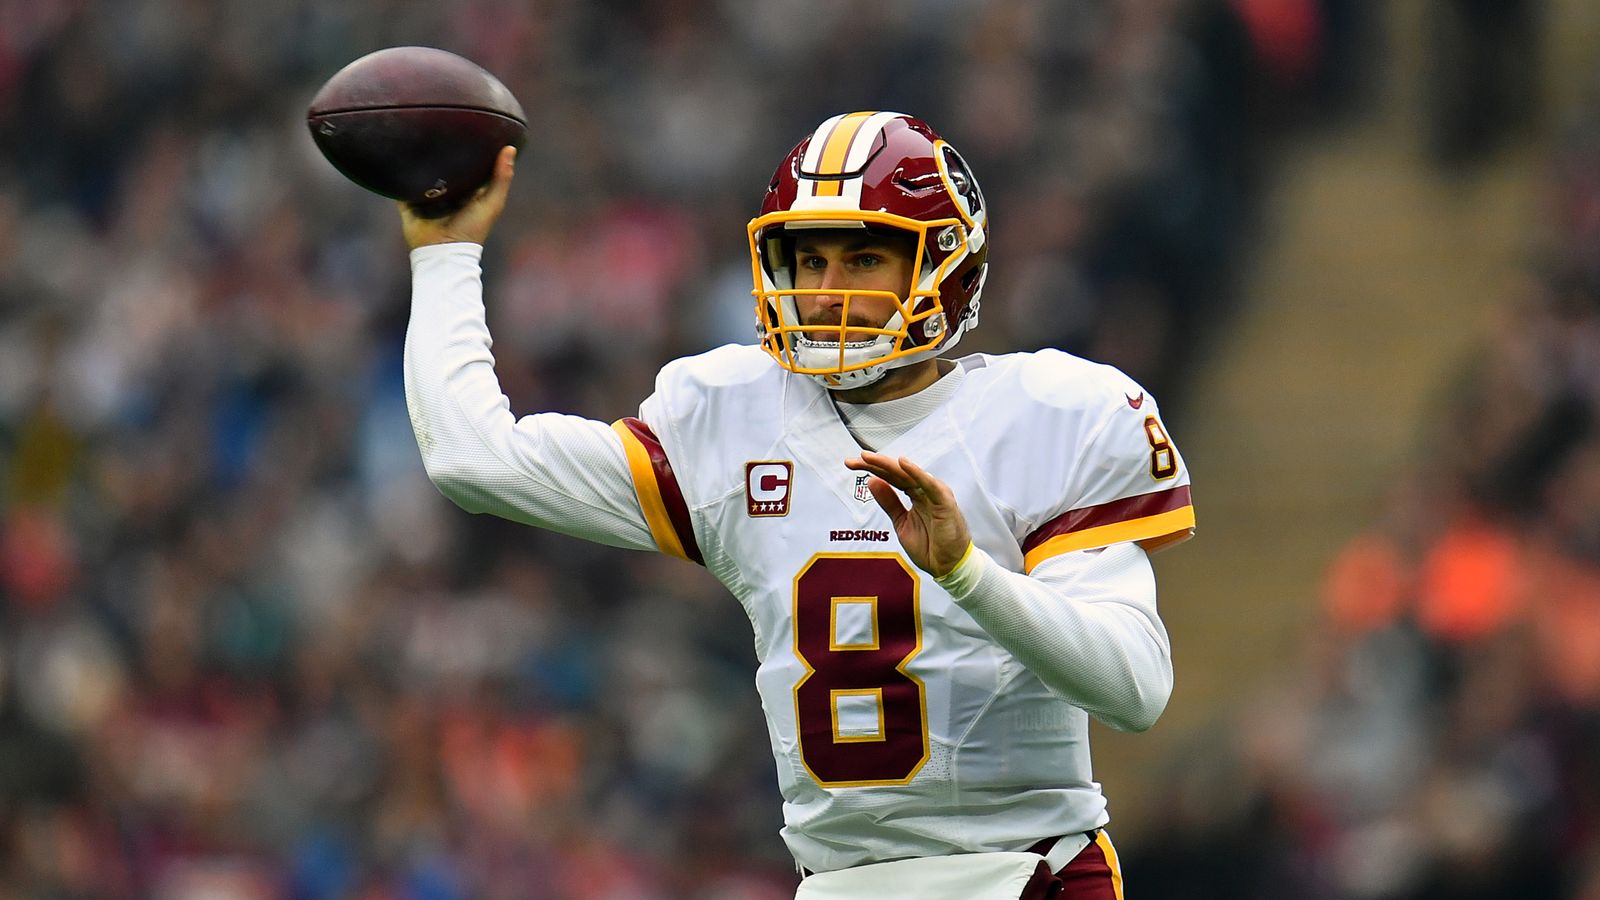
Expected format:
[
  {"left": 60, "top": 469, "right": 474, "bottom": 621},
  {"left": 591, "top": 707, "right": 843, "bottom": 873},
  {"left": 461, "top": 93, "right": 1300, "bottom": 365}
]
[
  {"left": 798, "top": 255, "right": 825, "bottom": 270},
  {"left": 854, "top": 254, "right": 881, "bottom": 268}
]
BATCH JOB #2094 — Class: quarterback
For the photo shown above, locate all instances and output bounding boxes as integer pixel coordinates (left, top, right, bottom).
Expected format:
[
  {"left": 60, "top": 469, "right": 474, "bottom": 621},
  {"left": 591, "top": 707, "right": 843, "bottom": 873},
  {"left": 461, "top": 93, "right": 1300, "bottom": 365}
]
[{"left": 400, "top": 112, "right": 1194, "bottom": 899}]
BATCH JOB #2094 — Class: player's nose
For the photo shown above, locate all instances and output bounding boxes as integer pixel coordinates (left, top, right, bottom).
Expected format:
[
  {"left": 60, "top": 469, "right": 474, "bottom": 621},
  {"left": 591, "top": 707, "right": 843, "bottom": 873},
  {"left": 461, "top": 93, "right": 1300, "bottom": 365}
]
[{"left": 817, "top": 265, "right": 850, "bottom": 305}]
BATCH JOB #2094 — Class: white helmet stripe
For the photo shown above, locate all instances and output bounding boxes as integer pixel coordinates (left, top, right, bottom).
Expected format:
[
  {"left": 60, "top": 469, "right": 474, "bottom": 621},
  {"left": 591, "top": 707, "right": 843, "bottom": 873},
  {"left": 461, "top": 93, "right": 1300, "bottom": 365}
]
[
  {"left": 796, "top": 113, "right": 847, "bottom": 201},
  {"left": 830, "top": 111, "right": 903, "bottom": 208},
  {"left": 800, "top": 113, "right": 848, "bottom": 174},
  {"left": 842, "top": 111, "right": 904, "bottom": 173}
]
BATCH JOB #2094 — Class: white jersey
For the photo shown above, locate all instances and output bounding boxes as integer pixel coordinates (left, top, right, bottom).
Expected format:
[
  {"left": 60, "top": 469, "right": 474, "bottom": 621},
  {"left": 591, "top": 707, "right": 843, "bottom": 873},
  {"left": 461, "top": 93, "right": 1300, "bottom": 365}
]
[
  {"left": 403, "top": 243, "right": 1195, "bottom": 874},
  {"left": 623, "top": 345, "right": 1192, "bottom": 871}
]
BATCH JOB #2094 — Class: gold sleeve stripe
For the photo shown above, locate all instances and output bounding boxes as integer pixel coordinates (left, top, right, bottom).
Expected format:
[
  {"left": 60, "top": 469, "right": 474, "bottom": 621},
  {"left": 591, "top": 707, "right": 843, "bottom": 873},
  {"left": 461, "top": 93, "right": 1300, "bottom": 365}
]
[
  {"left": 611, "top": 419, "right": 700, "bottom": 565},
  {"left": 812, "top": 110, "right": 873, "bottom": 197},
  {"left": 1023, "top": 506, "right": 1196, "bottom": 573},
  {"left": 1135, "top": 527, "right": 1194, "bottom": 555}
]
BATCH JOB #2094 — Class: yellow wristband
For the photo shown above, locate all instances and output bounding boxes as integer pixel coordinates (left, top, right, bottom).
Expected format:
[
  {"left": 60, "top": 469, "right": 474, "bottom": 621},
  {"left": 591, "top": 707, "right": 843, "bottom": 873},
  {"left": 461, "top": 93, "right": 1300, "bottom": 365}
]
[{"left": 933, "top": 542, "right": 984, "bottom": 599}]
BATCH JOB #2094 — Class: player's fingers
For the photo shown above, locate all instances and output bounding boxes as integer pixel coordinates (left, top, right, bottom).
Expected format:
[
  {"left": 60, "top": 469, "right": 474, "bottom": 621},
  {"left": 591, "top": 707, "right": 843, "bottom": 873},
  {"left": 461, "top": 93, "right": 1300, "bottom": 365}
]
[
  {"left": 478, "top": 145, "right": 516, "bottom": 210},
  {"left": 899, "top": 457, "right": 951, "bottom": 505},
  {"left": 853, "top": 451, "right": 915, "bottom": 491},
  {"left": 865, "top": 476, "right": 909, "bottom": 522},
  {"left": 845, "top": 459, "right": 915, "bottom": 520},
  {"left": 493, "top": 146, "right": 517, "bottom": 191},
  {"left": 870, "top": 474, "right": 930, "bottom": 509},
  {"left": 889, "top": 454, "right": 934, "bottom": 506},
  {"left": 495, "top": 145, "right": 517, "bottom": 182},
  {"left": 844, "top": 455, "right": 892, "bottom": 482}
]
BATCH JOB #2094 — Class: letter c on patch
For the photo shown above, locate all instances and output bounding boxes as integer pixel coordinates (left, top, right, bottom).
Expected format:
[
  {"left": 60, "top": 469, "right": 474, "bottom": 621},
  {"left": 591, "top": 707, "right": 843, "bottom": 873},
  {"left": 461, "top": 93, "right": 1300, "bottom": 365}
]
[{"left": 749, "top": 464, "right": 789, "bottom": 501}]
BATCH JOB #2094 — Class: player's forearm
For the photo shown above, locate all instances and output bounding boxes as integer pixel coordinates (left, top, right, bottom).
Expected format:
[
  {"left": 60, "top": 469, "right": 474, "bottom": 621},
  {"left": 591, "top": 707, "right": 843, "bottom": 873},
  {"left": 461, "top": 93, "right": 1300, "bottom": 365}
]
[
  {"left": 405, "top": 242, "right": 498, "bottom": 498},
  {"left": 403, "top": 243, "right": 655, "bottom": 549},
  {"left": 938, "top": 542, "right": 1172, "bottom": 732},
  {"left": 405, "top": 240, "right": 550, "bottom": 515}
]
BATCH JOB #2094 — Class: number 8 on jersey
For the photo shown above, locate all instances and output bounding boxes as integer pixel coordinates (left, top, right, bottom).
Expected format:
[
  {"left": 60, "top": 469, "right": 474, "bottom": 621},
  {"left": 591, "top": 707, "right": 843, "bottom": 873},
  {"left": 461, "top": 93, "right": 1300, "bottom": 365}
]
[{"left": 792, "top": 554, "right": 929, "bottom": 787}]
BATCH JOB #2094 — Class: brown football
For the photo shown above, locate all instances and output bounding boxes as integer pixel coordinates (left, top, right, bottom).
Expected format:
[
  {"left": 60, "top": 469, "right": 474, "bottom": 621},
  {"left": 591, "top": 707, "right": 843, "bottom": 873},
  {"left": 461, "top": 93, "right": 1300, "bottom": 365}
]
[{"left": 307, "top": 46, "right": 526, "bottom": 218}]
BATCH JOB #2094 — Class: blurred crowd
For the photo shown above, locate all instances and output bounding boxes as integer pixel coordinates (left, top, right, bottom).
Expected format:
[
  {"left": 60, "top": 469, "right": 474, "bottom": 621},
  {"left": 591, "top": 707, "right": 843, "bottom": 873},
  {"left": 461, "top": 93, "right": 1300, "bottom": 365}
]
[
  {"left": 1125, "top": 70, "right": 1600, "bottom": 900},
  {"left": 0, "top": 0, "right": 1369, "bottom": 896}
]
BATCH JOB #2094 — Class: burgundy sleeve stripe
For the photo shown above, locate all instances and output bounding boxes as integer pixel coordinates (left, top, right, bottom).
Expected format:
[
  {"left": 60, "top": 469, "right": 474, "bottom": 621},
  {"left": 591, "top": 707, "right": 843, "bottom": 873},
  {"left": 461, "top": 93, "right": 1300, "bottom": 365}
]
[
  {"left": 1022, "top": 485, "right": 1193, "bottom": 555},
  {"left": 615, "top": 417, "right": 704, "bottom": 566},
  {"left": 1020, "top": 485, "right": 1195, "bottom": 570}
]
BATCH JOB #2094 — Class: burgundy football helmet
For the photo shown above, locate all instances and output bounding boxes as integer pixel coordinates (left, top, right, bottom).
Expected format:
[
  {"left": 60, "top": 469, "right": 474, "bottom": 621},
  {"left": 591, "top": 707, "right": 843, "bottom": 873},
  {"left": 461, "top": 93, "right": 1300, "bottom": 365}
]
[{"left": 748, "top": 112, "right": 989, "bottom": 389}]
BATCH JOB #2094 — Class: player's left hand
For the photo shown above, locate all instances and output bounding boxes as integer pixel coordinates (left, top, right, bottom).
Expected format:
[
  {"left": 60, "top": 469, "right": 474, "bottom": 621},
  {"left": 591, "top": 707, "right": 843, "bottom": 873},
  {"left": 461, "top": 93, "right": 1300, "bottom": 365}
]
[{"left": 844, "top": 452, "right": 971, "bottom": 578}]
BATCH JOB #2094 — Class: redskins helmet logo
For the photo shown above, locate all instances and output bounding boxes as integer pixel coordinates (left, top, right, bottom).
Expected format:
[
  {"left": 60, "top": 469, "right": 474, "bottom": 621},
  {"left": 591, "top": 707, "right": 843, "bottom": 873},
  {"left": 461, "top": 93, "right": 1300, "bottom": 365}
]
[{"left": 939, "top": 145, "right": 984, "bottom": 226}]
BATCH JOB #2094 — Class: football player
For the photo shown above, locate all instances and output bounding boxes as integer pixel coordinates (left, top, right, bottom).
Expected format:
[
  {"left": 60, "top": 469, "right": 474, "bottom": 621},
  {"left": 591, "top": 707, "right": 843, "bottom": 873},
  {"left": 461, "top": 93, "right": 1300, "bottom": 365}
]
[{"left": 399, "top": 112, "right": 1194, "bottom": 899}]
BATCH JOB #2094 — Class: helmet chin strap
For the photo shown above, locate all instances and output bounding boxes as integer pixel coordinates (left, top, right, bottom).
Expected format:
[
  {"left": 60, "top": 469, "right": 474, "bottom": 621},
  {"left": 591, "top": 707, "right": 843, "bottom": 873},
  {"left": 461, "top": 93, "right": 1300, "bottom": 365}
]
[
  {"left": 797, "top": 339, "right": 950, "bottom": 393},
  {"left": 803, "top": 343, "right": 956, "bottom": 391},
  {"left": 790, "top": 305, "right": 969, "bottom": 392},
  {"left": 792, "top": 306, "right": 912, "bottom": 391},
  {"left": 795, "top": 336, "right": 891, "bottom": 390}
]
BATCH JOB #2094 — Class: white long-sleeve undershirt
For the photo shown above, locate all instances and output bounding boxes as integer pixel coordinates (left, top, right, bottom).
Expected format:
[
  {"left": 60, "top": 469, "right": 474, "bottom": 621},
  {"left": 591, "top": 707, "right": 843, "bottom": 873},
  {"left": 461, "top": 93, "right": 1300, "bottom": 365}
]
[
  {"left": 403, "top": 241, "right": 1171, "bottom": 731},
  {"left": 939, "top": 542, "right": 1171, "bottom": 732}
]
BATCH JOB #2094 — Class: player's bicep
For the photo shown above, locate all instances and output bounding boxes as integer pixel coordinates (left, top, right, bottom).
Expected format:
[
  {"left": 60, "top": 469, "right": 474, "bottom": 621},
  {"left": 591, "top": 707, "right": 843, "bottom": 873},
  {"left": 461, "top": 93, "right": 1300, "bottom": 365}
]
[
  {"left": 1022, "top": 401, "right": 1195, "bottom": 573},
  {"left": 608, "top": 416, "right": 704, "bottom": 565},
  {"left": 431, "top": 410, "right": 658, "bottom": 553},
  {"left": 1029, "top": 544, "right": 1161, "bottom": 626},
  {"left": 486, "top": 410, "right": 704, "bottom": 565}
]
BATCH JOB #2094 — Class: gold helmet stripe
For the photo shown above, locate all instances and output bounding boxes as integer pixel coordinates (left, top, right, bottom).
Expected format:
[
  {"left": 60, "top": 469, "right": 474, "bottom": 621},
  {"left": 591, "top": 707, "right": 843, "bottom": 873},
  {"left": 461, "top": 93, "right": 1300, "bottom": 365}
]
[{"left": 811, "top": 110, "right": 875, "bottom": 197}]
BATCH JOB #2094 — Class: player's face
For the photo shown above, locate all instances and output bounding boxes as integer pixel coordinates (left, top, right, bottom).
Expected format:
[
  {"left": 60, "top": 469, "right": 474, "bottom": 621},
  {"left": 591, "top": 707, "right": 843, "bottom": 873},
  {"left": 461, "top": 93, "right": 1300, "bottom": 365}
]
[{"left": 792, "top": 231, "right": 919, "bottom": 343}]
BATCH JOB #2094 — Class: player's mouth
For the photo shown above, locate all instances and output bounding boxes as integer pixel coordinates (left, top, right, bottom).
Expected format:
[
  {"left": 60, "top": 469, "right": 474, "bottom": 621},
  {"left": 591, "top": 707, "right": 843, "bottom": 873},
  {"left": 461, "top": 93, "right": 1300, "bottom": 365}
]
[{"left": 802, "top": 313, "right": 882, "bottom": 344}]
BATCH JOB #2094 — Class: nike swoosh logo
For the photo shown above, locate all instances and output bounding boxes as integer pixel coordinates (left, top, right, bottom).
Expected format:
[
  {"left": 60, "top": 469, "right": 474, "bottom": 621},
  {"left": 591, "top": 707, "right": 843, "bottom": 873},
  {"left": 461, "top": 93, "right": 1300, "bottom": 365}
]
[{"left": 1126, "top": 392, "right": 1145, "bottom": 409}]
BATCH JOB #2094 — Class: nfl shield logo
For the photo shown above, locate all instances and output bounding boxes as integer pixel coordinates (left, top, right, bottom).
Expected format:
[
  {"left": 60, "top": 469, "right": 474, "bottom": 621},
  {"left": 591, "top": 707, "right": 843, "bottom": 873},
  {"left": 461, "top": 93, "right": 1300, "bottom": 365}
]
[{"left": 853, "top": 474, "right": 873, "bottom": 504}]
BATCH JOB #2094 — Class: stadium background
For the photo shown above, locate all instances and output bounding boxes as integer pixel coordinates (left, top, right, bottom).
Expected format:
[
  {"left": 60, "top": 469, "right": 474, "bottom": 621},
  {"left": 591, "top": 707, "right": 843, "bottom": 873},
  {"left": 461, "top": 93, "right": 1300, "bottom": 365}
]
[{"left": 1, "top": 0, "right": 1597, "bottom": 896}]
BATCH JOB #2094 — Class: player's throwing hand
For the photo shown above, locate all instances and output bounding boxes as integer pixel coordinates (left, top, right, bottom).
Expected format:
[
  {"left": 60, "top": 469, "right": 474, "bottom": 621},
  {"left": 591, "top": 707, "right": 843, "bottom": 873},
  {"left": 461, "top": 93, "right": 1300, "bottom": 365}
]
[
  {"left": 844, "top": 452, "right": 972, "bottom": 577},
  {"left": 399, "top": 145, "right": 517, "bottom": 249}
]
